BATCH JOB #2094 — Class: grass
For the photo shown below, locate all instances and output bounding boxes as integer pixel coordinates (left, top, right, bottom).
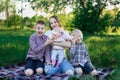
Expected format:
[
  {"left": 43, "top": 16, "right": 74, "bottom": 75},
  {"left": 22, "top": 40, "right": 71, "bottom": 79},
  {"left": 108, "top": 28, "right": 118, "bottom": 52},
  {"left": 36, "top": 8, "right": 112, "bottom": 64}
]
[
  {"left": 84, "top": 35, "right": 120, "bottom": 68},
  {"left": 0, "top": 29, "right": 35, "bottom": 66},
  {"left": 0, "top": 29, "right": 120, "bottom": 80}
]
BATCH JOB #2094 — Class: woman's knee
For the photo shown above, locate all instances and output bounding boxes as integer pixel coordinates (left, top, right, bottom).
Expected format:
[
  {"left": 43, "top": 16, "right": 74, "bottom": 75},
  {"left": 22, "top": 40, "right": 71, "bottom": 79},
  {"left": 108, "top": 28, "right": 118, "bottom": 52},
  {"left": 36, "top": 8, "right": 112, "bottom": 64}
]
[
  {"left": 90, "top": 69, "right": 98, "bottom": 76},
  {"left": 75, "top": 68, "right": 83, "bottom": 76},
  {"left": 36, "top": 67, "right": 43, "bottom": 74},
  {"left": 24, "top": 69, "right": 33, "bottom": 76},
  {"left": 45, "top": 65, "right": 61, "bottom": 75}
]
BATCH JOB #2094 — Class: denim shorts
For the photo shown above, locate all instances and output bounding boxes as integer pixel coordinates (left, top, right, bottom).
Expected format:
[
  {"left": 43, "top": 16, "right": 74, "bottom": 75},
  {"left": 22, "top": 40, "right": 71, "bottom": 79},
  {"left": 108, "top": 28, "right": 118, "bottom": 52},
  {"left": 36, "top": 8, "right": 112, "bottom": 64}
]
[
  {"left": 74, "top": 62, "right": 94, "bottom": 74},
  {"left": 25, "top": 57, "right": 44, "bottom": 72}
]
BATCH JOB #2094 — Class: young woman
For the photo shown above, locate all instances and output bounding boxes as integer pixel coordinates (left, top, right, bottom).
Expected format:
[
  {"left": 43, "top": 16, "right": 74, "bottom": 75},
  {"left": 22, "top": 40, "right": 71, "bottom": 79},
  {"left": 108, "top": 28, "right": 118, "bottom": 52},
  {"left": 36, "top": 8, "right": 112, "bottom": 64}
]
[{"left": 44, "top": 15, "right": 74, "bottom": 75}]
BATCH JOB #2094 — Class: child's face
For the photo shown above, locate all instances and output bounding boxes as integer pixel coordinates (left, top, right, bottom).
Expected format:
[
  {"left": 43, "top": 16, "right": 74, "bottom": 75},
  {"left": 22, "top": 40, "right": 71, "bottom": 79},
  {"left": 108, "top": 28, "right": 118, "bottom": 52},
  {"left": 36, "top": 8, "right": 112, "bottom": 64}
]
[
  {"left": 71, "top": 33, "right": 83, "bottom": 44},
  {"left": 36, "top": 24, "right": 46, "bottom": 36},
  {"left": 75, "top": 34, "right": 82, "bottom": 44}
]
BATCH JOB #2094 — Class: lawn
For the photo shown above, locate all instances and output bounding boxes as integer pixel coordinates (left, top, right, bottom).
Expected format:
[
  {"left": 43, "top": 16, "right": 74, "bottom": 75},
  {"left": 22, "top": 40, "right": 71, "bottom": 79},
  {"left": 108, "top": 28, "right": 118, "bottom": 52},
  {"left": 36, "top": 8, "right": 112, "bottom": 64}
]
[{"left": 0, "top": 29, "right": 120, "bottom": 80}]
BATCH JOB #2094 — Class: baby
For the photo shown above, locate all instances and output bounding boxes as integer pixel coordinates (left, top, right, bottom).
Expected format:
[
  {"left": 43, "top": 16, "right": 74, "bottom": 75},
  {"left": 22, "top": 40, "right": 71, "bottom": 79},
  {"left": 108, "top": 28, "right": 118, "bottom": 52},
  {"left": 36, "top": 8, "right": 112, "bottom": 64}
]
[{"left": 50, "top": 27, "right": 71, "bottom": 67}]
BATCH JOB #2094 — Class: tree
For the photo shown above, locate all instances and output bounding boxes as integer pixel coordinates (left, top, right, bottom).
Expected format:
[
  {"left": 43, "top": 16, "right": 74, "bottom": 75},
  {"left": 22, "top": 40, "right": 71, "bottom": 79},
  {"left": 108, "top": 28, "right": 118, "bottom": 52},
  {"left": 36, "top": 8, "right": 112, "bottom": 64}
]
[
  {"left": 0, "top": 0, "right": 16, "bottom": 28},
  {"left": 30, "top": 0, "right": 71, "bottom": 14},
  {"left": 17, "top": 0, "right": 28, "bottom": 29},
  {"left": 112, "top": 11, "right": 120, "bottom": 27},
  {"left": 29, "top": 0, "right": 120, "bottom": 14},
  {"left": 0, "top": 0, "right": 6, "bottom": 12},
  {"left": 29, "top": 0, "right": 120, "bottom": 33}
]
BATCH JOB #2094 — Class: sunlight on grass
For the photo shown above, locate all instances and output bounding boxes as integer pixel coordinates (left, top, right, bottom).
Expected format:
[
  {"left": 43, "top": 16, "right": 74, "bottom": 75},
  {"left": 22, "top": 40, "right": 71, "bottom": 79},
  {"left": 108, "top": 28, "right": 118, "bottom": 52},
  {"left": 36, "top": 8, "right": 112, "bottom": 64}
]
[{"left": 105, "top": 26, "right": 120, "bottom": 35}]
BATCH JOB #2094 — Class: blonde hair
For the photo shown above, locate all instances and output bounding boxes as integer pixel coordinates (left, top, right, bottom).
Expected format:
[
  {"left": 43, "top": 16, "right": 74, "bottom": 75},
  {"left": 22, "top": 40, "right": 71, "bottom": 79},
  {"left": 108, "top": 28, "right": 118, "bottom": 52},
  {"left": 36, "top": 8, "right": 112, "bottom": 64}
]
[{"left": 71, "top": 29, "right": 83, "bottom": 39}]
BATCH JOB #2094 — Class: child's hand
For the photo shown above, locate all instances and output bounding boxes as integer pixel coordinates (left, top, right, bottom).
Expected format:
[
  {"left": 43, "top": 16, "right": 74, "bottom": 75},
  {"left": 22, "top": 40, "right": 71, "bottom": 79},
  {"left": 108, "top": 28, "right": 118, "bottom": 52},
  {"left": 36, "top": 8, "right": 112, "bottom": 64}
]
[
  {"left": 44, "top": 38, "right": 54, "bottom": 46},
  {"left": 46, "top": 62, "right": 52, "bottom": 65}
]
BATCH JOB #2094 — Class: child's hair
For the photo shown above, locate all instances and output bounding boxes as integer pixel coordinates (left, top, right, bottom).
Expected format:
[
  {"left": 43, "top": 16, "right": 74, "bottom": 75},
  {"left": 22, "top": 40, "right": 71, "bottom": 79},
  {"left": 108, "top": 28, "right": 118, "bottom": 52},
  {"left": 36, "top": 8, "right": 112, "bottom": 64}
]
[
  {"left": 49, "top": 15, "right": 62, "bottom": 30},
  {"left": 36, "top": 20, "right": 45, "bottom": 26},
  {"left": 71, "top": 29, "right": 83, "bottom": 39}
]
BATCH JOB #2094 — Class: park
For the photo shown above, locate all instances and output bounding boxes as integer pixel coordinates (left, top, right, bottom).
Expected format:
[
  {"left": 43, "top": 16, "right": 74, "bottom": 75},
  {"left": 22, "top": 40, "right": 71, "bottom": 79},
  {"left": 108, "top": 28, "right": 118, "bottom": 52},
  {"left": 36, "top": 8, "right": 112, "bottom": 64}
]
[{"left": 0, "top": 0, "right": 120, "bottom": 80}]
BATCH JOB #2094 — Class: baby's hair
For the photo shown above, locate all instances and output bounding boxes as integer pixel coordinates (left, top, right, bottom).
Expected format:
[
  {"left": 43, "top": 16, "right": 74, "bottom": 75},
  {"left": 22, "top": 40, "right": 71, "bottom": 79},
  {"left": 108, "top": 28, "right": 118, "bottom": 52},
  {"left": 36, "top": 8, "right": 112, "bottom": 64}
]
[
  {"left": 71, "top": 29, "right": 83, "bottom": 39},
  {"left": 36, "top": 20, "right": 45, "bottom": 26}
]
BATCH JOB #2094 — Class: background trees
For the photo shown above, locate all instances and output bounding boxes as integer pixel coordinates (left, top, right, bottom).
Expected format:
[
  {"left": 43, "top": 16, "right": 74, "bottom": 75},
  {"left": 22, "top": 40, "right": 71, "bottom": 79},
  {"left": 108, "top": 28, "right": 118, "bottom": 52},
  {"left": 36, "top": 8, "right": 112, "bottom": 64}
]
[
  {"left": 0, "top": 0, "right": 120, "bottom": 34},
  {"left": 30, "top": 0, "right": 120, "bottom": 34}
]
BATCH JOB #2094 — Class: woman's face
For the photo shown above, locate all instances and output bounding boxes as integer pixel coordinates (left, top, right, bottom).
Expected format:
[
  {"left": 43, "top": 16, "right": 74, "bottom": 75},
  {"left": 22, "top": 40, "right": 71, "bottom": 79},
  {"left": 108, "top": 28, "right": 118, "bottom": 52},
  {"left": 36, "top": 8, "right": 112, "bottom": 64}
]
[{"left": 50, "top": 18, "right": 59, "bottom": 29}]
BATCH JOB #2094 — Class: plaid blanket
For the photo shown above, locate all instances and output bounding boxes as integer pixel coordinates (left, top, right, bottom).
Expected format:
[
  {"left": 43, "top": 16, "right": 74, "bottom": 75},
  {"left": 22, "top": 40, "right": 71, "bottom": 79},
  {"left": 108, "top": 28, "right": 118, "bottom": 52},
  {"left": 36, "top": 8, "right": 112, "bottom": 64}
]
[
  {"left": 0, "top": 63, "right": 70, "bottom": 80},
  {"left": 0, "top": 63, "right": 114, "bottom": 80}
]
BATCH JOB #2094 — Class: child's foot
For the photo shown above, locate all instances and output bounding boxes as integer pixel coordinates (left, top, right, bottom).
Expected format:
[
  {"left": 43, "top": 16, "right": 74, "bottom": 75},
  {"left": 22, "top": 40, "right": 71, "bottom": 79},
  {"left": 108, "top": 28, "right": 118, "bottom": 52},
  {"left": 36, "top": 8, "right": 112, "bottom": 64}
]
[
  {"left": 65, "top": 69, "right": 74, "bottom": 75},
  {"left": 56, "top": 62, "right": 60, "bottom": 67},
  {"left": 52, "top": 59, "right": 56, "bottom": 66}
]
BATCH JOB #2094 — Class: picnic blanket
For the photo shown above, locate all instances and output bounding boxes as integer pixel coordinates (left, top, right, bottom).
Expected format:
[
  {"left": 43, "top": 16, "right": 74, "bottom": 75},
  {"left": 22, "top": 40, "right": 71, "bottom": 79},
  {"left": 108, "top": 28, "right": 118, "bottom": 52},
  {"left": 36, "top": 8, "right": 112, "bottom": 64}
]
[{"left": 0, "top": 63, "right": 114, "bottom": 80}]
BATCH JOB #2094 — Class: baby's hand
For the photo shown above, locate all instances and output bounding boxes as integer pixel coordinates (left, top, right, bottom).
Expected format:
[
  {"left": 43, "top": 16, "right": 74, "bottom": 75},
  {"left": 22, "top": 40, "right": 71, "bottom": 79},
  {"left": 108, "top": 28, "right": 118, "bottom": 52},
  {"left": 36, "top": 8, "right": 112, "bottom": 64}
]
[
  {"left": 52, "top": 34, "right": 58, "bottom": 39},
  {"left": 71, "top": 35, "right": 77, "bottom": 44}
]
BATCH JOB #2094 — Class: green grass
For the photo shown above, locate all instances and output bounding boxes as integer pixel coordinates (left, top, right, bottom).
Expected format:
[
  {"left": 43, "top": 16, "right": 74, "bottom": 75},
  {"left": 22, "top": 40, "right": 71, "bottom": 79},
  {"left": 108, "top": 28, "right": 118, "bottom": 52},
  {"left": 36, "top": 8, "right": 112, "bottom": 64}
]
[
  {"left": 0, "top": 29, "right": 120, "bottom": 80},
  {"left": 0, "top": 29, "right": 35, "bottom": 66}
]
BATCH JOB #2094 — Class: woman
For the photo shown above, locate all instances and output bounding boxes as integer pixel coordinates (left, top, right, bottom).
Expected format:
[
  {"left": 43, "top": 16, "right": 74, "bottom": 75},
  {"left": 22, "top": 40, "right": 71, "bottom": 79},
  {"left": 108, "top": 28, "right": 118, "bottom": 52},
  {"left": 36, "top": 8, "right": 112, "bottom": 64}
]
[{"left": 44, "top": 15, "right": 74, "bottom": 75}]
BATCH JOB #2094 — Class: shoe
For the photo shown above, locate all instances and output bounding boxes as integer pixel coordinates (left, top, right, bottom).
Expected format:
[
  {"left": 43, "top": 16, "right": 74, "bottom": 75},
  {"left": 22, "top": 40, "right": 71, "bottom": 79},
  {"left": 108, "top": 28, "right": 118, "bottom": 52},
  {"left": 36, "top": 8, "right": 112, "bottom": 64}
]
[{"left": 96, "top": 73, "right": 105, "bottom": 80}]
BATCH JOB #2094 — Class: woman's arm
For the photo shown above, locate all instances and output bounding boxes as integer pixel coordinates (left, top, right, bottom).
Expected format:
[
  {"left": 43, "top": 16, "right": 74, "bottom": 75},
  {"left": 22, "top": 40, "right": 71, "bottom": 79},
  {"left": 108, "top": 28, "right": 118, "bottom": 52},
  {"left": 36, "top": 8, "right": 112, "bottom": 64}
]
[{"left": 53, "top": 41, "right": 71, "bottom": 48}]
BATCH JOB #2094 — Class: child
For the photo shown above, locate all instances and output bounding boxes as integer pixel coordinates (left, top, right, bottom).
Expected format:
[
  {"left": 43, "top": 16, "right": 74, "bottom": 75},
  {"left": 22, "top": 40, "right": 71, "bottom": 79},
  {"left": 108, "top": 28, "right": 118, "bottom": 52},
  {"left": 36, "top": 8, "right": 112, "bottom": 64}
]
[
  {"left": 69, "top": 29, "right": 98, "bottom": 76},
  {"left": 49, "top": 27, "right": 71, "bottom": 67},
  {"left": 24, "top": 20, "right": 51, "bottom": 76}
]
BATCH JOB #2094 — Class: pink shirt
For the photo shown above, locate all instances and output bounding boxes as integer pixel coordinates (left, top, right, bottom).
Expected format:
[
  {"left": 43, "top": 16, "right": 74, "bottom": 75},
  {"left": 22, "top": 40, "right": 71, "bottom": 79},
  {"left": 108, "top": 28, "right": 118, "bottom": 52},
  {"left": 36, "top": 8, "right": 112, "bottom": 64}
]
[
  {"left": 45, "top": 30, "right": 71, "bottom": 49},
  {"left": 26, "top": 33, "right": 51, "bottom": 62}
]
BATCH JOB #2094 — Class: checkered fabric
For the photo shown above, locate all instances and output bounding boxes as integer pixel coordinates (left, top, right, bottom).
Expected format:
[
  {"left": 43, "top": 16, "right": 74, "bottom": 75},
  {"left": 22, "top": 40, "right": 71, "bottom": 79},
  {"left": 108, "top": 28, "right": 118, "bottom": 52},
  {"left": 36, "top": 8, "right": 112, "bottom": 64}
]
[
  {"left": 0, "top": 63, "right": 114, "bottom": 80},
  {"left": 0, "top": 63, "right": 69, "bottom": 80}
]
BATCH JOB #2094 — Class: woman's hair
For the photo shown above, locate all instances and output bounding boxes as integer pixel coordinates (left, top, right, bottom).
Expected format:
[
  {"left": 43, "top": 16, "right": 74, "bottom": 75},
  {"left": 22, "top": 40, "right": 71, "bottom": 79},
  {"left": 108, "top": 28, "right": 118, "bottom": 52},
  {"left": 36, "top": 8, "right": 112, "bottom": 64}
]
[{"left": 49, "top": 15, "right": 62, "bottom": 30}]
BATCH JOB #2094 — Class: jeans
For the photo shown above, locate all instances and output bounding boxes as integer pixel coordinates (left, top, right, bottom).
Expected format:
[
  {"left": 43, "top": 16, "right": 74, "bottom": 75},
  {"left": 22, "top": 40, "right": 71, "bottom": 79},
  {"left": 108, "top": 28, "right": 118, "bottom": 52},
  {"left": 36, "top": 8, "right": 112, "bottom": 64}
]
[{"left": 45, "top": 59, "right": 74, "bottom": 75}]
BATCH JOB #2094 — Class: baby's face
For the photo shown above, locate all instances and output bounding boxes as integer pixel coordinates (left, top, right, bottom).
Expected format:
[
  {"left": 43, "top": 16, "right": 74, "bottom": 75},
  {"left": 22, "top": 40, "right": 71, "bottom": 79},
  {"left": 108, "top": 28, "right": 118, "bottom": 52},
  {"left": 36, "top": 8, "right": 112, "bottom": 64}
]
[{"left": 52, "top": 27, "right": 62, "bottom": 36}]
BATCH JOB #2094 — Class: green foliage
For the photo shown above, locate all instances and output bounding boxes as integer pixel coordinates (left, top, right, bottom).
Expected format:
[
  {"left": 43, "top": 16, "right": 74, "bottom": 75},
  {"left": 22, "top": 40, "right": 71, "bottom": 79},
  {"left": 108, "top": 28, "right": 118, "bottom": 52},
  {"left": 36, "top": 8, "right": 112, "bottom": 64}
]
[
  {"left": 72, "top": 0, "right": 120, "bottom": 34},
  {"left": 56, "top": 14, "right": 74, "bottom": 31},
  {"left": 0, "top": 19, "right": 5, "bottom": 27},
  {"left": 5, "top": 14, "right": 21, "bottom": 28},
  {"left": 112, "top": 10, "right": 120, "bottom": 27},
  {"left": 72, "top": 1, "right": 98, "bottom": 33},
  {"left": 30, "top": 0, "right": 71, "bottom": 14},
  {"left": 97, "top": 11, "right": 114, "bottom": 33},
  {"left": 22, "top": 17, "right": 34, "bottom": 28},
  {"left": 105, "top": 26, "right": 120, "bottom": 35},
  {"left": 0, "top": 0, "right": 6, "bottom": 12},
  {"left": 36, "top": 15, "right": 47, "bottom": 22}
]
